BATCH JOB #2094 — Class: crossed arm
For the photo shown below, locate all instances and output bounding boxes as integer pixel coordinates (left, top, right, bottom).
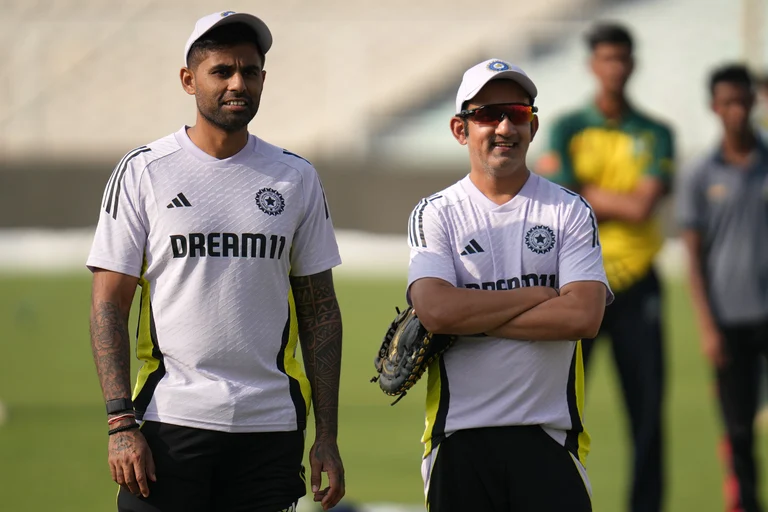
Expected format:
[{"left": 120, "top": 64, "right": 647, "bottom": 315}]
[
  {"left": 410, "top": 277, "right": 606, "bottom": 341},
  {"left": 579, "top": 177, "right": 666, "bottom": 224},
  {"left": 289, "top": 269, "right": 345, "bottom": 511}
]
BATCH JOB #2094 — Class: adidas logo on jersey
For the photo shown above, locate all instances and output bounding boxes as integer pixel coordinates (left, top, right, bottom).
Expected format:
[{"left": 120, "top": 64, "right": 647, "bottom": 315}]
[
  {"left": 166, "top": 193, "right": 192, "bottom": 209},
  {"left": 460, "top": 239, "right": 485, "bottom": 256}
]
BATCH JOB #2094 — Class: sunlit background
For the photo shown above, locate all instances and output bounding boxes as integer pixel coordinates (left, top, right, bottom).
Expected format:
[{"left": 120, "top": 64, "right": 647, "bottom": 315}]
[{"left": 1, "top": 0, "right": 767, "bottom": 510}]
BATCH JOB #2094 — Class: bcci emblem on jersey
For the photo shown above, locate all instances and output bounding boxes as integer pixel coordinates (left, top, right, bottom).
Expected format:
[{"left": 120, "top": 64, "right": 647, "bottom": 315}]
[
  {"left": 255, "top": 188, "right": 285, "bottom": 216},
  {"left": 525, "top": 225, "right": 556, "bottom": 254}
]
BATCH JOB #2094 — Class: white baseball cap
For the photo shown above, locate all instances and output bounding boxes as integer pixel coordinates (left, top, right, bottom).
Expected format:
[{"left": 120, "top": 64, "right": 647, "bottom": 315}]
[
  {"left": 184, "top": 11, "right": 273, "bottom": 67},
  {"left": 455, "top": 59, "right": 538, "bottom": 114}
]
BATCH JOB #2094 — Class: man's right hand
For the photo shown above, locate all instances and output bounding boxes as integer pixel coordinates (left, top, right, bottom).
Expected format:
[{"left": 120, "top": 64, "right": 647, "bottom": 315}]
[
  {"left": 700, "top": 324, "right": 727, "bottom": 369},
  {"left": 109, "top": 428, "right": 156, "bottom": 498}
]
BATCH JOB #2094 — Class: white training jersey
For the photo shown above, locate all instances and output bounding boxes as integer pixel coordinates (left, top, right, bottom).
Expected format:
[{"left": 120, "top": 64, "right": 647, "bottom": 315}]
[
  {"left": 408, "top": 172, "right": 613, "bottom": 465},
  {"left": 87, "top": 127, "right": 341, "bottom": 433}
]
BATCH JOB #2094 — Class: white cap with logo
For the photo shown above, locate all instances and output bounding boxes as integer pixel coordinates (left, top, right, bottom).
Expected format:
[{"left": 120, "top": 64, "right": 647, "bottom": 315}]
[
  {"left": 184, "top": 11, "right": 273, "bottom": 67},
  {"left": 455, "top": 59, "right": 538, "bottom": 114}
]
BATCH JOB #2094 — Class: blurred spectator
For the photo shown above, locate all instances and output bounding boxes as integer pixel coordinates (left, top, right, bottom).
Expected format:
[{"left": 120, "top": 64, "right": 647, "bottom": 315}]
[
  {"left": 536, "top": 22, "right": 674, "bottom": 512},
  {"left": 753, "top": 73, "right": 768, "bottom": 140},
  {"left": 750, "top": 72, "right": 768, "bottom": 431},
  {"left": 677, "top": 63, "right": 768, "bottom": 512}
]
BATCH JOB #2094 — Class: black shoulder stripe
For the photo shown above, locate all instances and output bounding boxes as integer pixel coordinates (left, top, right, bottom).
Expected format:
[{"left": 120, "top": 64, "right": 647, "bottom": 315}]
[
  {"left": 318, "top": 177, "right": 329, "bottom": 219},
  {"left": 282, "top": 149, "right": 311, "bottom": 165},
  {"left": 408, "top": 200, "right": 425, "bottom": 247},
  {"left": 416, "top": 199, "right": 431, "bottom": 247},
  {"left": 578, "top": 196, "right": 599, "bottom": 247},
  {"left": 105, "top": 147, "right": 151, "bottom": 219},
  {"left": 408, "top": 196, "right": 442, "bottom": 248},
  {"left": 560, "top": 187, "right": 598, "bottom": 247},
  {"left": 103, "top": 146, "right": 146, "bottom": 209}
]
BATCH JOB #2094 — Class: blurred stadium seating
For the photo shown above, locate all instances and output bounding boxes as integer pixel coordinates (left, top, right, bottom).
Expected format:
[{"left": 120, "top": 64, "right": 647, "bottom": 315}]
[
  {"left": 1, "top": 0, "right": 644, "bottom": 163},
  {"left": 1, "top": 0, "right": 766, "bottom": 233}
]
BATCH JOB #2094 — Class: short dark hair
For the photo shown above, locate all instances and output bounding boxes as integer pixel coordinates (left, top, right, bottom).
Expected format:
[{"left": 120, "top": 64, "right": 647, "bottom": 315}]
[
  {"left": 586, "top": 23, "right": 633, "bottom": 52},
  {"left": 709, "top": 64, "right": 753, "bottom": 97},
  {"left": 187, "top": 22, "right": 265, "bottom": 69}
]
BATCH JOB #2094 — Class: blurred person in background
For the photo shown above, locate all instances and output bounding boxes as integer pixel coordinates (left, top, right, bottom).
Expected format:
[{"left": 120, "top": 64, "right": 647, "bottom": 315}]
[
  {"left": 536, "top": 22, "right": 674, "bottom": 512},
  {"left": 753, "top": 73, "right": 768, "bottom": 140},
  {"left": 749, "top": 72, "right": 768, "bottom": 434},
  {"left": 677, "top": 64, "right": 768, "bottom": 512},
  {"left": 408, "top": 58, "right": 612, "bottom": 511},
  {"left": 86, "top": 11, "right": 344, "bottom": 512}
]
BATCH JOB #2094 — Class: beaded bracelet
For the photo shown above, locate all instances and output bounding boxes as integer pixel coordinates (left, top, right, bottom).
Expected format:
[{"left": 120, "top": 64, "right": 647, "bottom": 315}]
[{"left": 108, "top": 423, "right": 140, "bottom": 436}]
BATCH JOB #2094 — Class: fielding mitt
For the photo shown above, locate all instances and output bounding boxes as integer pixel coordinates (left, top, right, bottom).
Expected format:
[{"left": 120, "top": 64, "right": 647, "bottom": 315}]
[{"left": 371, "top": 306, "right": 457, "bottom": 405}]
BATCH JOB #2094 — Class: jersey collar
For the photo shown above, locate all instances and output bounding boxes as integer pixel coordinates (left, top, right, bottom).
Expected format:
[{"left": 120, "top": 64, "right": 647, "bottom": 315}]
[
  {"left": 584, "top": 100, "right": 641, "bottom": 130},
  {"left": 460, "top": 171, "right": 539, "bottom": 213},
  {"left": 175, "top": 126, "right": 258, "bottom": 167},
  {"left": 712, "top": 135, "right": 768, "bottom": 171}
]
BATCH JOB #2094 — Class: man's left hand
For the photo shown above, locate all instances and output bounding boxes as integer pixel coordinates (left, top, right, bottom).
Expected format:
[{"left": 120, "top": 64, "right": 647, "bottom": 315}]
[{"left": 309, "top": 436, "right": 345, "bottom": 510}]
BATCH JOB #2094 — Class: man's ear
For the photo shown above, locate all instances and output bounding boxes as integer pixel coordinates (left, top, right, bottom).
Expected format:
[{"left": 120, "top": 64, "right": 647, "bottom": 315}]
[
  {"left": 180, "top": 67, "right": 196, "bottom": 96},
  {"left": 450, "top": 117, "right": 468, "bottom": 145},
  {"left": 530, "top": 115, "right": 540, "bottom": 140}
]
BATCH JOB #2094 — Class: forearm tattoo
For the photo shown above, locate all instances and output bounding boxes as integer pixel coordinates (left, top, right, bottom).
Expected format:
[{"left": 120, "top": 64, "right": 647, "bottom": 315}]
[
  {"left": 290, "top": 270, "right": 342, "bottom": 439},
  {"left": 90, "top": 301, "right": 132, "bottom": 401}
]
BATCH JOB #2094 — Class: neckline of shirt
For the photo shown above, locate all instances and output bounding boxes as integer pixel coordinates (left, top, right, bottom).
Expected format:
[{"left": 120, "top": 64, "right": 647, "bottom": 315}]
[
  {"left": 175, "top": 126, "right": 259, "bottom": 167},
  {"left": 584, "top": 101, "right": 641, "bottom": 130},
  {"left": 459, "top": 172, "right": 538, "bottom": 213},
  {"left": 712, "top": 139, "right": 768, "bottom": 174}
]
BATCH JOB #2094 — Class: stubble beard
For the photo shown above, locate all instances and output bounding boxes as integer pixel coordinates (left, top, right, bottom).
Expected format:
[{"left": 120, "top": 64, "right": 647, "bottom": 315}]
[
  {"left": 480, "top": 145, "right": 527, "bottom": 179},
  {"left": 197, "top": 99, "right": 259, "bottom": 134}
]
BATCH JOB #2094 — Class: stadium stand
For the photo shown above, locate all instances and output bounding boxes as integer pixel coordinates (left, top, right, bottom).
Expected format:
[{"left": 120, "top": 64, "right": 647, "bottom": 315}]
[{"left": 0, "top": 0, "right": 613, "bottom": 162}]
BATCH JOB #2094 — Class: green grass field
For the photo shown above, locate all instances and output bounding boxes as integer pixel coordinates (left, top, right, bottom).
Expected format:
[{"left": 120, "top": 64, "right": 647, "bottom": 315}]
[{"left": 0, "top": 272, "right": 766, "bottom": 511}]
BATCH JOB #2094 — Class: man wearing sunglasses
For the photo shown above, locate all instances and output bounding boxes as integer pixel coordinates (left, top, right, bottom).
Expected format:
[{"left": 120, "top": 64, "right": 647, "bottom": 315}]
[
  {"left": 537, "top": 23, "right": 674, "bottom": 512},
  {"left": 406, "top": 58, "right": 613, "bottom": 511}
]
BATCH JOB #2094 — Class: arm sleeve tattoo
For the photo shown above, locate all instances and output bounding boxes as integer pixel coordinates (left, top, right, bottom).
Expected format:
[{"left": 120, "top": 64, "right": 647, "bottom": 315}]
[
  {"left": 290, "top": 269, "right": 343, "bottom": 439},
  {"left": 90, "top": 300, "right": 133, "bottom": 403}
]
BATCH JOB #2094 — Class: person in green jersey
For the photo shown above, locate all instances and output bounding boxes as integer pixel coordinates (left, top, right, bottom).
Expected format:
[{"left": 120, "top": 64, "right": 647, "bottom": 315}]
[{"left": 536, "top": 23, "right": 674, "bottom": 512}]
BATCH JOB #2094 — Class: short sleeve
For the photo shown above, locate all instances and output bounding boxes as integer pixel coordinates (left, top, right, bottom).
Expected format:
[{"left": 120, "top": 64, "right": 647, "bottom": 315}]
[
  {"left": 289, "top": 170, "right": 341, "bottom": 277},
  {"left": 86, "top": 156, "right": 149, "bottom": 277},
  {"left": 407, "top": 198, "right": 457, "bottom": 291},
  {"left": 675, "top": 163, "right": 706, "bottom": 231},
  {"left": 645, "top": 125, "right": 675, "bottom": 188},
  {"left": 559, "top": 196, "right": 614, "bottom": 304},
  {"left": 536, "top": 117, "right": 578, "bottom": 187}
]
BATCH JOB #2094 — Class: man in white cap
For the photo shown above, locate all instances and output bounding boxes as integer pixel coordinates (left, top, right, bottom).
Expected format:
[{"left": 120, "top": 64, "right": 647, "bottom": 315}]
[
  {"left": 87, "top": 11, "right": 345, "bottom": 511},
  {"left": 406, "top": 59, "right": 613, "bottom": 511}
]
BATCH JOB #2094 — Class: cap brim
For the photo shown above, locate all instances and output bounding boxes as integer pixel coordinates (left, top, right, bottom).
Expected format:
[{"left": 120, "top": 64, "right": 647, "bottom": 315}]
[
  {"left": 461, "top": 71, "right": 538, "bottom": 111},
  {"left": 185, "top": 13, "right": 273, "bottom": 66}
]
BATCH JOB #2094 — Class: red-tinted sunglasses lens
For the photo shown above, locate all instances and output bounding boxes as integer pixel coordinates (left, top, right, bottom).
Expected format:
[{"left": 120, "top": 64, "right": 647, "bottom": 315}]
[{"left": 472, "top": 105, "right": 535, "bottom": 125}]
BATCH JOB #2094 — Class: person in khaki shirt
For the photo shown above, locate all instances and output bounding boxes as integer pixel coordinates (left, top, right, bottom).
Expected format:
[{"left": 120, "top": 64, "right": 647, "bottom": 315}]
[{"left": 678, "top": 64, "right": 768, "bottom": 512}]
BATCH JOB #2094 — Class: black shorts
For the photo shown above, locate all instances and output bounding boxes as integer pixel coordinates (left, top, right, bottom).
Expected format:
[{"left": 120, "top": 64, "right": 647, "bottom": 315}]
[
  {"left": 117, "top": 421, "right": 305, "bottom": 512},
  {"left": 423, "top": 426, "right": 592, "bottom": 512}
]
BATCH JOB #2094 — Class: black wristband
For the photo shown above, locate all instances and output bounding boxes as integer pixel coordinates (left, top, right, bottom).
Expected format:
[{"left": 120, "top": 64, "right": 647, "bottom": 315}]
[
  {"left": 108, "top": 423, "right": 139, "bottom": 436},
  {"left": 106, "top": 398, "right": 133, "bottom": 415}
]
